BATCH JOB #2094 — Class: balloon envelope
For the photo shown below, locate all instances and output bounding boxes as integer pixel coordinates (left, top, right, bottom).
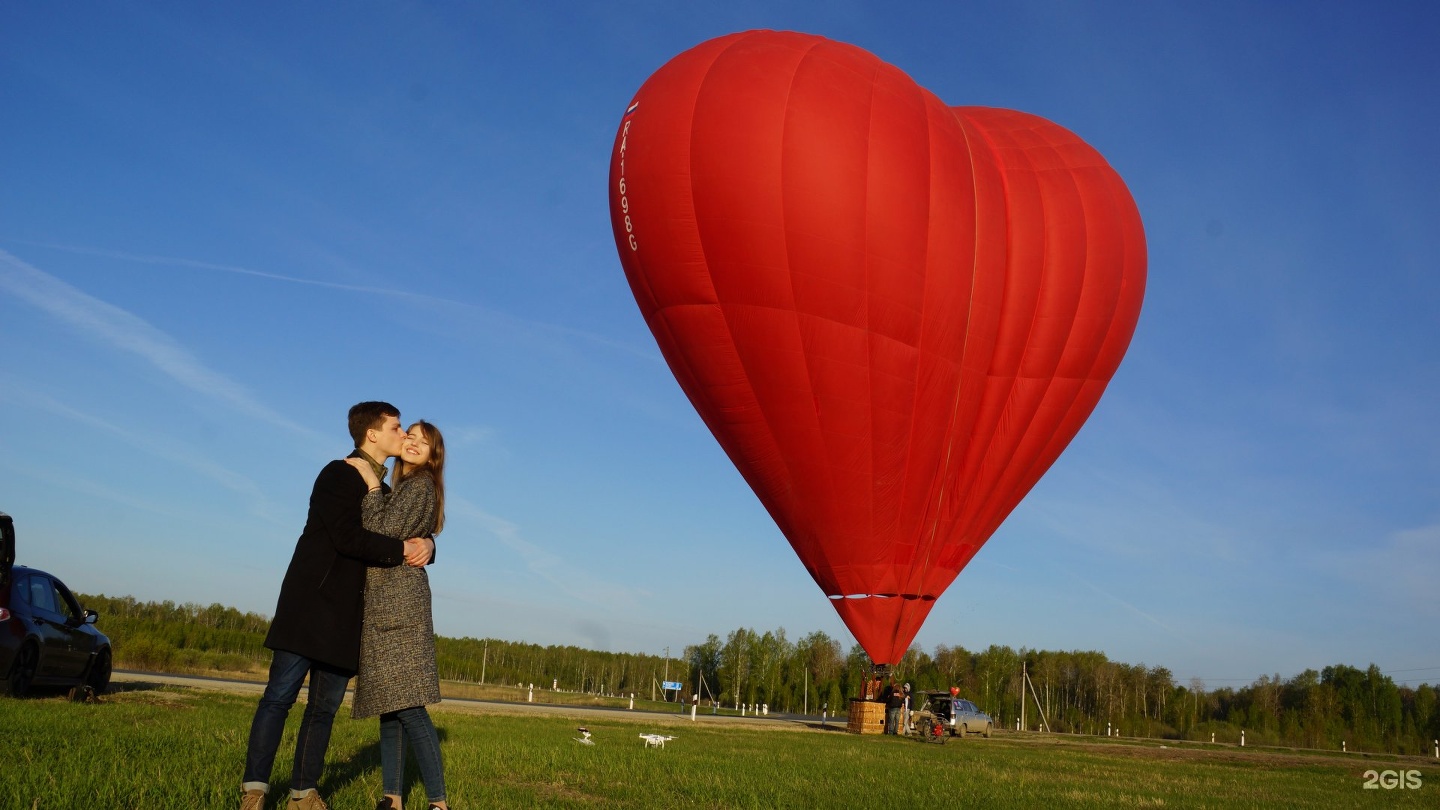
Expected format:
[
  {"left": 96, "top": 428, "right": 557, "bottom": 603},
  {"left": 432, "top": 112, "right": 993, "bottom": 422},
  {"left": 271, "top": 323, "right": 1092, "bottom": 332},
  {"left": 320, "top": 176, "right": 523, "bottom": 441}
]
[{"left": 609, "top": 31, "right": 1145, "bottom": 664}]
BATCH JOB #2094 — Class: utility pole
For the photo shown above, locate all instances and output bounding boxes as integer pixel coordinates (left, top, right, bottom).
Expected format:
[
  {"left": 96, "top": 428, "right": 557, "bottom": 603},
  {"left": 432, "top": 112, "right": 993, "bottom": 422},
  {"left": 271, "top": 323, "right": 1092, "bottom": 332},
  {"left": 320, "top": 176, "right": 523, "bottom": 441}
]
[
  {"left": 1021, "top": 662, "right": 1027, "bottom": 732},
  {"left": 1023, "top": 663, "right": 1051, "bottom": 732},
  {"left": 480, "top": 639, "right": 488, "bottom": 685},
  {"left": 664, "top": 646, "right": 670, "bottom": 702}
]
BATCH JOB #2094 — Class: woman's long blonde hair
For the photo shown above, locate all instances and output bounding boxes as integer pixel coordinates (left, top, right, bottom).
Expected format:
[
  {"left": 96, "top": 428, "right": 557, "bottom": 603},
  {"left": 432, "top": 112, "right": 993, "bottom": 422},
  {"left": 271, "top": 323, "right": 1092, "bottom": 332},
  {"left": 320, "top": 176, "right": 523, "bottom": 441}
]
[{"left": 395, "top": 420, "right": 445, "bottom": 535}]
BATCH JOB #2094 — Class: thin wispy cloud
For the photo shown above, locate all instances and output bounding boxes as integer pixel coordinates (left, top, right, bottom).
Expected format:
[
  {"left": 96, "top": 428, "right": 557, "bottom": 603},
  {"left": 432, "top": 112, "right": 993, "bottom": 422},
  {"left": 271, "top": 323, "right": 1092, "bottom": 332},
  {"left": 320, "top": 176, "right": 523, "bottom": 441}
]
[
  {"left": 427, "top": 585, "right": 703, "bottom": 654},
  {"left": 0, "top": 248, "right": 315, "bottom": 438},
  {"left": 1077, "top": 576, "right": 1182, "bottom": 637},
  {"left": 448, "top": 496, "right": 643, "bottom": 608},
  {"left": 4, "top": 239, "right": 660, "bottom": 362},
  {"left": 10, "top": 239, "right": 450, "bottom": 300},
  {"left": 972, "top": 547, "right": 1187, "bottom": 640},
  {"left": 1325, "top": 523, "right": 1440, "bottom": 622},
  {"left": 1, "top": 376, "right": 283, "bottom": 521},
  {"left": 448, "top": 425, "right": 498, "bottom": 446}
]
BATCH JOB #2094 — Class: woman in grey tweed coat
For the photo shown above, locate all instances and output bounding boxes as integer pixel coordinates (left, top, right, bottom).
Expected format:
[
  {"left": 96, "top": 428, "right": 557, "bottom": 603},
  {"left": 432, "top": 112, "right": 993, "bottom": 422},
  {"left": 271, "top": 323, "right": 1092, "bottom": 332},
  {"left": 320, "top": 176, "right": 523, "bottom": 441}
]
[{"left": 346, "top": 420, "right": 450, "bottom": 810}]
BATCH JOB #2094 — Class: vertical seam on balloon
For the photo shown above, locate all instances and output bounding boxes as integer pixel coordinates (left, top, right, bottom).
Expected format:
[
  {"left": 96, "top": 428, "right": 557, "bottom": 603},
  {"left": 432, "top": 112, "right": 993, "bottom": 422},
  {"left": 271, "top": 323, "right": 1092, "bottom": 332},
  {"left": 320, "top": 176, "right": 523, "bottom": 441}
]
[
  {"left": 973, "top": 119, "right": 1062, "bottom": 534},
  {"left": 1092, "top": 169, "right": 1146, "bottom": 377},
  {"left": 901, "top": 96, "right": 963, "bottom": 616},
  {"left": 995, "top": 153, "right": 1123, "bottom": 530},
  {"left": 866, "top": 65, "right": 922, "bottom": 664},
  {"left": 901, "top": 106, "right": 989, "bottom": 612},
  {"left": 860, "top": 57, "right": 882, "bottom": 604},
  {"left": 956, "top": 113, "right": 1051, "bottom": 556},
  {"left": 915, "top": 112, "right": 1028, "bottom": 598},
  {"left": 664, "top": 34, "right": 817, "bottom": 593},
  {"left": 783, "top": 39, "right": 869, "bottom": 598},
  {"left": 992, "top": 161, "right": 1145, "bottom": 536},
  {"left": 779, "top": 39, "right": 839, "bottom": 593},
  {"left": 658, "top": 37, "right": 743, "bottom": 434},
  {"left": 972, "top": 122, "right": 1097, "bottom": 543}
]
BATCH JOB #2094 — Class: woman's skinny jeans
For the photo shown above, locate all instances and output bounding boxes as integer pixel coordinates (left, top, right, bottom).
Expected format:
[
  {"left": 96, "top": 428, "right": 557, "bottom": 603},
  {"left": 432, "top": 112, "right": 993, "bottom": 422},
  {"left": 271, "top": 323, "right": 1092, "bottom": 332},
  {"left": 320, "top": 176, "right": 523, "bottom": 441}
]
[{"left": 380, "top": 705, "right": 446, "bottom": 803}]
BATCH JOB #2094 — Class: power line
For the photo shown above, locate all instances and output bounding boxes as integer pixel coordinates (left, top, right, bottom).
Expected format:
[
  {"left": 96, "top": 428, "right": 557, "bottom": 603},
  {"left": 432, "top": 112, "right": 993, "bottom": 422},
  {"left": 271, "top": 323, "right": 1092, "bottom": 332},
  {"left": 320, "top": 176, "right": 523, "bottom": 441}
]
[{"left": 1179, "top": 665, "right": 1440, "bottom": 686}]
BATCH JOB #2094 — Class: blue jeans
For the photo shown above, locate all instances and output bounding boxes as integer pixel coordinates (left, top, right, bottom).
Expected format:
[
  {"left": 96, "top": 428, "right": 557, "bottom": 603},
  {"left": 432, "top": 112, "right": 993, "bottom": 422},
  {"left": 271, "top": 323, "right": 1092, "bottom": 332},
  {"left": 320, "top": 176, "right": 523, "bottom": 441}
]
[
  {"left": 243, "top": 649, "right": 352, "bottom": 792},
  {"left": 381, "top": 705, "right": 446, "bottom": 803},
  {"left": 885, "top": 707, "right": 902, "bottom": 734}
]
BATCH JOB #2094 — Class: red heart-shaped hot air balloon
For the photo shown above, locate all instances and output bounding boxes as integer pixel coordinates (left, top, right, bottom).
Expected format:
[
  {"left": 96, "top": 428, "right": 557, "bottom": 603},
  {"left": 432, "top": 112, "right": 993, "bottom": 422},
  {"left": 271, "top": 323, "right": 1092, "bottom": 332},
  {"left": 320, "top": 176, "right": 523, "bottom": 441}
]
[{"left": 609, "top": 31, "right": 1145, "bottom": 664}]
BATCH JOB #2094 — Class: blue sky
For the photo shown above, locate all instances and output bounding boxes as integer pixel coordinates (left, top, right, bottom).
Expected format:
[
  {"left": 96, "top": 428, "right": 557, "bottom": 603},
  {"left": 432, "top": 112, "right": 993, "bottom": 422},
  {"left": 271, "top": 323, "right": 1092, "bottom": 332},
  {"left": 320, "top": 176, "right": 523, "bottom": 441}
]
[{"left": 2, "top": 2, "right": 1436, "bottom": 690}]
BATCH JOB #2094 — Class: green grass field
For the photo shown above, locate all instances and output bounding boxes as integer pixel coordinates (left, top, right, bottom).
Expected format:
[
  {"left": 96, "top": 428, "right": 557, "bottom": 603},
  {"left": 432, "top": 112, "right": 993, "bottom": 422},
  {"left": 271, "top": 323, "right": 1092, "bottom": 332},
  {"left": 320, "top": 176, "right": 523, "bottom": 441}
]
[{"left": 2, "top": 683, "right": 1436, "bottom": 809}]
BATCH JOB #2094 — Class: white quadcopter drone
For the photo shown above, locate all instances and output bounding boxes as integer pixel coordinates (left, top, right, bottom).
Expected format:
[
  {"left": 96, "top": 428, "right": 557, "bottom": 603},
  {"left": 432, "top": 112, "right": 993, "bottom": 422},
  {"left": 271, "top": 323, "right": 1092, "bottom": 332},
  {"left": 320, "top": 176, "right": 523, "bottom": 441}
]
[{"left": 639, "top": 733, "right": 676, "bottom": 748}]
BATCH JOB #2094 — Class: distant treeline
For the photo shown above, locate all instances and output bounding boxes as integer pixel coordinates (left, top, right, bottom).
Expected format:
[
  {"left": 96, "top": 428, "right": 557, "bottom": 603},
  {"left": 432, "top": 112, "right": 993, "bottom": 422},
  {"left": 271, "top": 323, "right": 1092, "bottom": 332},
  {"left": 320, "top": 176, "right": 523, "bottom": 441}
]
[
  {"left": 81, "top": 594, "right": 1439, "bottom": 755},
  {"left": 82, "top": 594, "right": 269, "bottom": 673},
  {"left": 686, "top": 629, "right": 1440, "bottom": 756},
  {"left": 81, "top": 593, "right": 686, "bottom": 699}
]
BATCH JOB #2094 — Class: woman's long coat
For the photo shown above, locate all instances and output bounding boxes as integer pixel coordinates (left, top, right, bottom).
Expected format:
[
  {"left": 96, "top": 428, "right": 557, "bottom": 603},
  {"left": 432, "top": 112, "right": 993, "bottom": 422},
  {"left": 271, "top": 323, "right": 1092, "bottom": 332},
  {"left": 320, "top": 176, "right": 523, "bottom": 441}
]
[{"left": 352, "top": 469, "right": 441, "bottom": 718}]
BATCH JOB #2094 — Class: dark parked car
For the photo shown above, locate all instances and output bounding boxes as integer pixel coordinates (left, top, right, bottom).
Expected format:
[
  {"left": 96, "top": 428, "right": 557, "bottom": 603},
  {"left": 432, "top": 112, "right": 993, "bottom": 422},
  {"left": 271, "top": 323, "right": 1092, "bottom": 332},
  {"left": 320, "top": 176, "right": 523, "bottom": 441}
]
[
  {"left": 1, "top": 512, "right": 112, "bottom": 698},
  {"left": 918, "top": 691, "right": 993, "bottom": 737}
]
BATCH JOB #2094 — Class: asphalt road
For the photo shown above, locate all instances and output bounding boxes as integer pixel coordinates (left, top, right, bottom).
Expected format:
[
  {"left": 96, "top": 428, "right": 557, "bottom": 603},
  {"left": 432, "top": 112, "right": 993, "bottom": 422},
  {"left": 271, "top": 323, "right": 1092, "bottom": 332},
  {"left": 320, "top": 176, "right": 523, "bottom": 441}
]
[{"left": 110, "top": 670, "right": 839, "bottom": 732}]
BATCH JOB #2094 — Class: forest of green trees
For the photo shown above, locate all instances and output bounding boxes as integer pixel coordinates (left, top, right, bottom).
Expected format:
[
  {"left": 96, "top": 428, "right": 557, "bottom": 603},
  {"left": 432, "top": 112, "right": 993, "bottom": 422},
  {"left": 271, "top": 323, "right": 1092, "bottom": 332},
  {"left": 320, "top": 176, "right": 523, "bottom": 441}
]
[{"left": 82, "top": 593, "right": 1440, "bottom": 756}]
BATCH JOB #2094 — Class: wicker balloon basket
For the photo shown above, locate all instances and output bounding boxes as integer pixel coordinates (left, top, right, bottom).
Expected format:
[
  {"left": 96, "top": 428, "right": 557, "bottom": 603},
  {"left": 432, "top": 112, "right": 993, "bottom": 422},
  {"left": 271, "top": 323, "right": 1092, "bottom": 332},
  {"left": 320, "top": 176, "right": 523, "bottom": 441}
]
[{"left": 846, "top": 698, "right": 886, "bottom": 734}]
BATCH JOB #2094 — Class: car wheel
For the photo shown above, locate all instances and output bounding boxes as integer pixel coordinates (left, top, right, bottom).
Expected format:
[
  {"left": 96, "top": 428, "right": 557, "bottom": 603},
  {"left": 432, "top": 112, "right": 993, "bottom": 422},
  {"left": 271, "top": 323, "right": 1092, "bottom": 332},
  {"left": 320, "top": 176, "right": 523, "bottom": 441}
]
[
  {"left": 86, "top": 648, "right": 112, "bottom": 695},
  {"left": 983, "top": 722, "right": 992, "bottom": 738},
  {"left": 8, "top": 642, "right": 39, "bottom": 698}
]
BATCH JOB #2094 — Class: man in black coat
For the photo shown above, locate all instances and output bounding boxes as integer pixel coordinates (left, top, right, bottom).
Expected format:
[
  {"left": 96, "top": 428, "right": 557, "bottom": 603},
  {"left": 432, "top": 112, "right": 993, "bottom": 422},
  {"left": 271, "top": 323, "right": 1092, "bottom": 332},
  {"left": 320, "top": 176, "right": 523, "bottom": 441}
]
[{"left": 240, "top": 401, "right": 434, "bottom": 810}]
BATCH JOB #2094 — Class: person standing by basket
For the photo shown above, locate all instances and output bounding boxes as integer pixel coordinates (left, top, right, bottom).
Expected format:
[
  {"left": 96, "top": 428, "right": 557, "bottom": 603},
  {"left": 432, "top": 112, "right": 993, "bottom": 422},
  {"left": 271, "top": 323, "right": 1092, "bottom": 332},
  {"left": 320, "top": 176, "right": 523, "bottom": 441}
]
[
  {"left": 901, "top": 682, "right": 913, "bottom": 734},
  {"left": 883, "top": 680, "right": 906, "bottom": 734}
]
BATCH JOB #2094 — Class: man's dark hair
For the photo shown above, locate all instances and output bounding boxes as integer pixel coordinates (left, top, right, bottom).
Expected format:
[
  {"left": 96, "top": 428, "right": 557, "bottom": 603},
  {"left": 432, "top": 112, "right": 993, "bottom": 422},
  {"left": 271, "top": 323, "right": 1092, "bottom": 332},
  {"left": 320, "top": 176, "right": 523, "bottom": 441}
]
[{"left": 348, "top": 401, "right": 399, "bottom": 448}]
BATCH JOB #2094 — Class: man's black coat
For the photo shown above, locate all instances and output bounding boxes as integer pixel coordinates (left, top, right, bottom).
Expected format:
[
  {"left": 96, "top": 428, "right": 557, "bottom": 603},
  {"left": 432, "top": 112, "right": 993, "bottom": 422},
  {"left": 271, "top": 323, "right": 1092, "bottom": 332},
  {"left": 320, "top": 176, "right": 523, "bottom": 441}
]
[{"left": 264, "top": 456, "right": 405, "bottom": 672}]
